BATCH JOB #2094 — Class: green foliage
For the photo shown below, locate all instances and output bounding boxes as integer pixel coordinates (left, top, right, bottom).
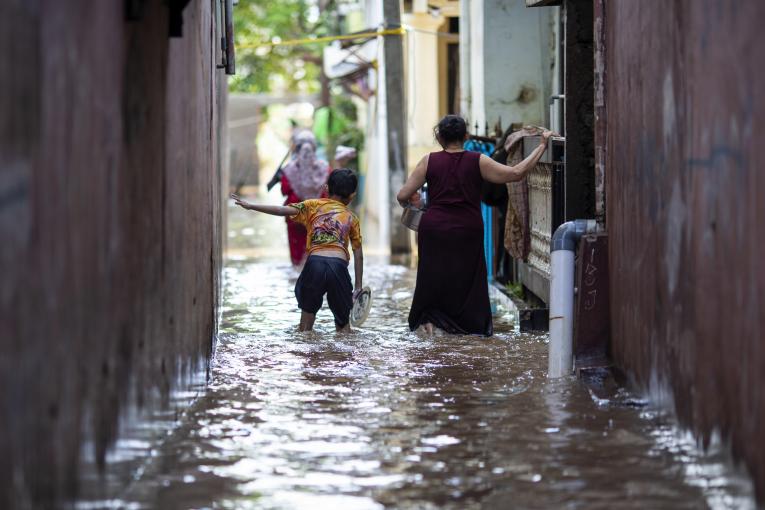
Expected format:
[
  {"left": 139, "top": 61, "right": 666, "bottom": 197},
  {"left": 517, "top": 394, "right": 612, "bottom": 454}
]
[
  {"left": 231, "top": 0, "right": 349, "bottom": 94},
  {"left": 506, "top": 282, "right": 525, "bottom": 300},
  {"left": 314, "top": 96, "right": 364, "bottom": 164},
  {"left": 330, "top": 95, "right": 364, "bottom": 150},
  {"left": 231, "top": 1, "right": 366, "bottom": 165}
]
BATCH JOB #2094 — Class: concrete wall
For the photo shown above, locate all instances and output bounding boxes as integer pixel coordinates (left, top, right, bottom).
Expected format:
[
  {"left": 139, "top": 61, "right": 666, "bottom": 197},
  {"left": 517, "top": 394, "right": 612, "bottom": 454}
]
[
  {"left": 463, "top": 0, "right": 554, "bottom": 130},
  {"left": 604, "top": 0, "right": 765, "bottom": 501},
  {"left": 403, "top": 12, "right": 445, "bottom": 167},
  {"left": 0, "top": 0, "right": 227, "bottom": 506}
]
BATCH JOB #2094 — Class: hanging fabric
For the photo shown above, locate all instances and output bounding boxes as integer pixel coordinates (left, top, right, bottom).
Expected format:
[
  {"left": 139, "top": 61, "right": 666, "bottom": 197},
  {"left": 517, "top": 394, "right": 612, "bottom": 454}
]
[{"left": 464, "top": 139, "right": 496, "bottom": 281}]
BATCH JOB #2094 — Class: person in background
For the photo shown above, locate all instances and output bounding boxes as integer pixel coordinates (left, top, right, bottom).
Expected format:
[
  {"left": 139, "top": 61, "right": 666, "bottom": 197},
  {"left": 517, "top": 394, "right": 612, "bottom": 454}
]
[
  {"left": 396, "top": 115, "right": 553, "bottom": 336},
  {"left": 332, "top": 145, "right": 357, "bottom": 169},
  {"left": 280, "top": 130, "right": 331, "bottom": 267},
  {"left": 265, "top": 120, "right": 306, "bottom": 192}
]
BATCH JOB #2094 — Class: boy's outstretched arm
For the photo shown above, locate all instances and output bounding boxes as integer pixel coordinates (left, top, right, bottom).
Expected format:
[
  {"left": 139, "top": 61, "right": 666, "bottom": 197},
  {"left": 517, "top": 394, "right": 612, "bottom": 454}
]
[
  {"left": 231, "top": 194, "right": 297, "bottom": 216},
  {"left": 353, "top": 246, "right": 364, "bottom": 297}
]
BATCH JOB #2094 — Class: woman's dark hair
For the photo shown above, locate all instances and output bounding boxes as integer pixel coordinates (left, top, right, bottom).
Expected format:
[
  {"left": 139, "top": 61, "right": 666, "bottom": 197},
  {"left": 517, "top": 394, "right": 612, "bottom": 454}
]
[
  {"left": 434, "top": 115, "right": 467, "bottom": 145},
  {"left": 327, "top": 168, "right": 358, "bottom": 198}
]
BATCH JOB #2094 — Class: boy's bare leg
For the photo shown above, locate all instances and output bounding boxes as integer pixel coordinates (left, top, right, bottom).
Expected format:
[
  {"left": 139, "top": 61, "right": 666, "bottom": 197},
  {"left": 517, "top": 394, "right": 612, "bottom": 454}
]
[
  {"left": 336, "top": 323, "right": 351, "bottom": 333},
  {"left": 423, "top": 322, "right": 434, "bottom": 335},
  {"left": 299, "top": 311, "right": 316, "bottom": 331}
]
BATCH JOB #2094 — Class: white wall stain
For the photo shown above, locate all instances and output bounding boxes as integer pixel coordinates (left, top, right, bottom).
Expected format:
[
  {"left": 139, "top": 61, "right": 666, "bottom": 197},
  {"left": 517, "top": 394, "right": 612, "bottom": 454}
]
[
  {"left": 662, "top": 71, "right": 676, "bottom": 151},
  {"left": 664, "top": 178, "right": 685, "bottom": 298}
]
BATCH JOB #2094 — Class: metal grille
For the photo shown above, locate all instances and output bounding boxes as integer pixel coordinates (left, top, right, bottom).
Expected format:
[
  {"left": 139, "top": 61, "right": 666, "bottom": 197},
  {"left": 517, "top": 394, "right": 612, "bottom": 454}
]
[
  {"left": 520, "top": 135, "right": 565, "bottom": 305},
  {"left": 528, "top": 162, "right": 553, "bottom": 278}
]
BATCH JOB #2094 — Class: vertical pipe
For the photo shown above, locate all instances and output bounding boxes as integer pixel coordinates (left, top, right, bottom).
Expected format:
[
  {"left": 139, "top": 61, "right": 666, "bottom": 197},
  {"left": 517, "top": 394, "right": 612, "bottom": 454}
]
[
  {"left": 548, "top": 249, "right": 575, "bottom": 377},
  {"left": 468, "top": 0, "right": 484, "bottom": 128},
  {"left": 458, "top": 0, "right": 471, "bottom": 117},
  {"left": 224, "top": 0, "right": 235, "bottom": 75},
  {"left": 383, "top": 0, "right": 410, "bottom": 255},
  {"left": 370, "top": 0, "right": 390, "bottom": 253},
  {"left": 548, "top": 219, "right": 597, "bottom": 378}
]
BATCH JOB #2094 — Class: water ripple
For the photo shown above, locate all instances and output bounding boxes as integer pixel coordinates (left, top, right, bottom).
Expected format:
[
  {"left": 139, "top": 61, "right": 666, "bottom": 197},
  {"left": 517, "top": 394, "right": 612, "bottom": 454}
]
[{"left": 108, "top": 205, "right": 755, "bottom": 510}]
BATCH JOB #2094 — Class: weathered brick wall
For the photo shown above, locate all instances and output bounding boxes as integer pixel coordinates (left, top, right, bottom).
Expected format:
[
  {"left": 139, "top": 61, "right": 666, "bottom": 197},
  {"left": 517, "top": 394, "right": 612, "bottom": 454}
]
[
  {"left": 0, "top": 0, "right": 226, "bottom": 506},
  {"left": 604, "top": 0, "right": 765, "bottom": 500}
]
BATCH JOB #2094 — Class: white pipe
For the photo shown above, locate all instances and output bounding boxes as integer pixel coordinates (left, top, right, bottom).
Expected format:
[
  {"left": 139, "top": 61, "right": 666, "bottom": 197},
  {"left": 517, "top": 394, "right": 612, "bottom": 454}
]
[
  {"left": 548, "top": 219, "right": 597, "bottom": 378},
  {"left": 549, "top": 249, "right": 575, "bottom": 377}
]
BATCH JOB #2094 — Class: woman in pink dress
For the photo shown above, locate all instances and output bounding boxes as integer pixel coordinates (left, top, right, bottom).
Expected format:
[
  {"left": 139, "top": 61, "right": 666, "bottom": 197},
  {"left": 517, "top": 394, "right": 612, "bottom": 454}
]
[{"left": 281, "top": 131, "right": 330, "bottom": 266}]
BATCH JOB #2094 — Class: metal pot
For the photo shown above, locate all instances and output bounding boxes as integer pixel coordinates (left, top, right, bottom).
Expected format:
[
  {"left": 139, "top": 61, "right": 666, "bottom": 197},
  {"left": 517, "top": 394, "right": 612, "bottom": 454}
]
[{"left": 401, "top": 205, "right": 424, "bottom": 231}]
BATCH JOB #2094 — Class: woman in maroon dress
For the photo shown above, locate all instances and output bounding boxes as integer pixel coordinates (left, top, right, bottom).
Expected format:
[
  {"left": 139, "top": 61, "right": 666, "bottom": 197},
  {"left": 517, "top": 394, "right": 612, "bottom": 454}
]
[
  {"left": 397, "top": 115, "right": 552, "bottom": 335},
  {"left": 281, "top": 131, "right": 330, "bottom": 266}
]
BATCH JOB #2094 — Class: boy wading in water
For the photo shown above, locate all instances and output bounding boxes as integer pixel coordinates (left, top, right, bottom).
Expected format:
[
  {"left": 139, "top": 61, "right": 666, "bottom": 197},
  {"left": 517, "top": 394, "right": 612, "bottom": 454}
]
[{"left": 232, "top": 169, "right": 364, "bottom": 332}]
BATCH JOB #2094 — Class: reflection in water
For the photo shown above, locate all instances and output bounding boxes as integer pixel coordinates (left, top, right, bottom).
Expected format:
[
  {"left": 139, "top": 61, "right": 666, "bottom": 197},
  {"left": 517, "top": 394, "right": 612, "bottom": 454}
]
[{"left": 95, "top": 204, "right": 754, "bottom": 509}]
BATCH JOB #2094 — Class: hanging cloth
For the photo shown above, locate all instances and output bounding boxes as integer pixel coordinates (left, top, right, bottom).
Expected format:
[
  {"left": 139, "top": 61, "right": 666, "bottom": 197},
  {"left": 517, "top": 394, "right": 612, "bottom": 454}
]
[{"left": 502, "top": 127, "right": 544, "bottom": 261}]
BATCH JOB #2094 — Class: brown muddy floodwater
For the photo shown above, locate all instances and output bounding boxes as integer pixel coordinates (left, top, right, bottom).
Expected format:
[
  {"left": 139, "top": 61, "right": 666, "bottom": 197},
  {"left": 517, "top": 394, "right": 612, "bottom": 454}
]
[{"left": 98, "top": 202, "right": 754, "bottom": 509}]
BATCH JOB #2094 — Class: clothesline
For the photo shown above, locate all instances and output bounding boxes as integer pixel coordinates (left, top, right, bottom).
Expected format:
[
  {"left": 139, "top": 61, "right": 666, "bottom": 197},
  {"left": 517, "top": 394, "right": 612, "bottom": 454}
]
[
  {"left": 235, "top": 23, "right": 458, "bottom": 51},
  {"left": 236, "top": 27, "right": 405, "bottom": 50}
]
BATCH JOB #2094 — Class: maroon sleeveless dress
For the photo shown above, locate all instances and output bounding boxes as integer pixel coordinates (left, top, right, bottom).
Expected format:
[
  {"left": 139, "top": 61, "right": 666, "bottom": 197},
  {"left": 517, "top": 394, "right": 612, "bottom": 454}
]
[{"left": 408, "top": 150, "right": 493, "bottom": 336}]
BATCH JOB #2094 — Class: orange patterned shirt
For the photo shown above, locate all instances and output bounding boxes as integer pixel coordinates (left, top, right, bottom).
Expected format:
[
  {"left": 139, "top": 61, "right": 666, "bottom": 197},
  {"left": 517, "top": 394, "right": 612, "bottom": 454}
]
[{"left": 289, "top": 199, "right": 362, "bottom": 259}]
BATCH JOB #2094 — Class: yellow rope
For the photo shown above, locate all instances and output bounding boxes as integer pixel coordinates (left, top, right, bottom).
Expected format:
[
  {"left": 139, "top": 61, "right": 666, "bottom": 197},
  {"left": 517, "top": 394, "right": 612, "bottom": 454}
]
[{"left": 236, "top": 27, "right": 406, "bottom": 50}]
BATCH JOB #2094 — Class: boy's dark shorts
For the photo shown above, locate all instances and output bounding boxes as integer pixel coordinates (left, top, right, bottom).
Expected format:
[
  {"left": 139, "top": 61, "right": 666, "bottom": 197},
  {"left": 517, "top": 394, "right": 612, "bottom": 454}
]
[{"left": 295, "top": 255, "right": 353, "bottom": 327}]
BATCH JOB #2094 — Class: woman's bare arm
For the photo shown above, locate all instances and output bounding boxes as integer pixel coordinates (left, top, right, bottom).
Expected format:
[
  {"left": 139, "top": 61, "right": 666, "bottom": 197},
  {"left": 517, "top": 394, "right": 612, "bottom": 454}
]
[
  {"left": 396, "top": 154, "right": 429, "bottom": 207},
  {"left": 479, "top": 130, "right": 553, "bottom": 184},
  {"left": 231, "top": 194, "right": 298, "bottom": 216}
]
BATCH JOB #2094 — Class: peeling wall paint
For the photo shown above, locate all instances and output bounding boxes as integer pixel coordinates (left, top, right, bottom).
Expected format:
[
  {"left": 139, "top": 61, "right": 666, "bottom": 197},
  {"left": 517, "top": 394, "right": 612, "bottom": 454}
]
[
  {"left": 593, "top": 0, "right": 607, "bottom": 225},
  {"left": 467, "top": 0, "right": 554, "bottom": 130},
  {"left": 604, "top": 0, "right": 765, "bottom": 501}
]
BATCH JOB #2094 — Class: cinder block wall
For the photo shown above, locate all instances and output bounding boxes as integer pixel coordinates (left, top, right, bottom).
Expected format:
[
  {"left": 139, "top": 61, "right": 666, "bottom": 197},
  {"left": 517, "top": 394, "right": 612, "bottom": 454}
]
[
  {"left": 604, "top": 0, "right": 765, "bottom": 501},
  {"left": 0, "top": 1, "right": 227, "bottom": 506}
]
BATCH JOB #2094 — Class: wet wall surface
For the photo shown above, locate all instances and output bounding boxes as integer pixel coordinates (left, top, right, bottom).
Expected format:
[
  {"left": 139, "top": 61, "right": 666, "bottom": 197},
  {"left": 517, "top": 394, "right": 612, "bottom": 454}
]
[
  {"left": 0, "top": 1, "right": 226, "bottom": 507},
  {"left": 603, "top": 0, "right": 765, "bottom": 502},
  {"left": 86, "top": 203, "right": 756, "bottom": 509}
]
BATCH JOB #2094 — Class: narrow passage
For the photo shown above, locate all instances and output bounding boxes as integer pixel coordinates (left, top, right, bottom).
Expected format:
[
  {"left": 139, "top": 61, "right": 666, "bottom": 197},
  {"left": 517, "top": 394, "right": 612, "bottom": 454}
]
[{"left": 116, "top": 202, "right": 754, "bottom": 510}]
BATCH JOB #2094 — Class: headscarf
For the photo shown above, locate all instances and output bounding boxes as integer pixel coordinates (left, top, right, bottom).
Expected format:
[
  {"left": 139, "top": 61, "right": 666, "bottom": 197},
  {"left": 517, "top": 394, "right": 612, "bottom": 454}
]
[
  {"left": 282, "top": 131, "right": 329, "bottom": 200},
  {"left": 291, "top": 128, "right": 315, "bottom": 147}
]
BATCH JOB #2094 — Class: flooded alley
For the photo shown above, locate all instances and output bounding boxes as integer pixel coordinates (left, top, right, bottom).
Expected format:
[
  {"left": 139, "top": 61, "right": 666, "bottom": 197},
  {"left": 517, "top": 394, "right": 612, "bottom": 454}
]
[
  {"left": 5, "top": 1, "right": 765, "bottom": 508},
  {"left": 107, "top": 203, "right": 754, "bottom": 510}
]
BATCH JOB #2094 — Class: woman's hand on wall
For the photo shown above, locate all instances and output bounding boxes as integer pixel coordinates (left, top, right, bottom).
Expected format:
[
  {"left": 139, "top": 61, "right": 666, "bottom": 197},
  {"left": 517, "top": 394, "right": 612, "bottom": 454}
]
[{"left": 480, "top": 128, "right": 555, "bottom": 184}]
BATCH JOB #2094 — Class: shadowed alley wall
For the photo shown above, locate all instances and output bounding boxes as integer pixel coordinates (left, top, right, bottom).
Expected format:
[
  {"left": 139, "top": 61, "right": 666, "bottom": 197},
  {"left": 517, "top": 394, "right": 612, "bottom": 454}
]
[
  {"left": 603, "top": 0, "right": 765, "bottom": 500},
  {"left": 0, "top": 0, "right": 227, "bottom": 506}
]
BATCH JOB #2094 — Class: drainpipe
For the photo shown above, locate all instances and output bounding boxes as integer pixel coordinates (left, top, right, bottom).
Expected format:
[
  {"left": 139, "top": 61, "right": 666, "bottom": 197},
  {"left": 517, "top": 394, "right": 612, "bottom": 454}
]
[
  {"left": 548, "top": 219, "right": 597, "bottom": 378},
  {"left": 549, "top": 94, "right": 565, "bottom": 137}
]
